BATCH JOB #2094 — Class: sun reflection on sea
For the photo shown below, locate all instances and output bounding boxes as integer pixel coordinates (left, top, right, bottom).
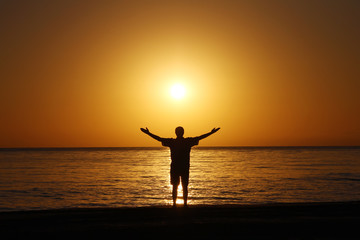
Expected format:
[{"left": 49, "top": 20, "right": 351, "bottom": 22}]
[{"left": 1, "top": 147, "right": 360, "bottom": 211}]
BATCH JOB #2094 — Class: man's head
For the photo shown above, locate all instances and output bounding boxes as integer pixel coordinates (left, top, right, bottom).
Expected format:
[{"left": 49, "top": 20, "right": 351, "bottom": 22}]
[{"left": 175, "top": 126, "right": 184, "bottom": 138}]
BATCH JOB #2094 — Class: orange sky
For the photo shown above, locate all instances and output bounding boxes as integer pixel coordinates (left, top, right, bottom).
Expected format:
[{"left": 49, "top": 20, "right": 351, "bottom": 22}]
[{"left": 1, "top": 1, "right": 359, "bottom": 147}]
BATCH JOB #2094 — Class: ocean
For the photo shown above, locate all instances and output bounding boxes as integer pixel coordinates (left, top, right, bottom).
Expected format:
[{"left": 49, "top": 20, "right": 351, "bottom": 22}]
[{"left": 0, "top": 147, "right": 359, "bottom": 212}]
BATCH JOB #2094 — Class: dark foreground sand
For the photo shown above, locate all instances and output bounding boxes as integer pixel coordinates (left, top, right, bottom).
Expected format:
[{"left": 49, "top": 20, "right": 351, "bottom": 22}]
[{"left": 1, "top": 202, "right": 359, "bottom": 239}]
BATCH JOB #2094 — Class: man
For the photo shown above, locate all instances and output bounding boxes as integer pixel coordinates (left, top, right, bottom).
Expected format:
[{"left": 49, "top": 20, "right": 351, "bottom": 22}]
[{"left": 140, "top": 126, "right": 220, "bottom": 207}]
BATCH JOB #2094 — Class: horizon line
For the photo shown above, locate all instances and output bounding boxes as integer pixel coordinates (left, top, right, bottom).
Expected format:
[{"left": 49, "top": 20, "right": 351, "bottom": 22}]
[{"left": 1, "top": 145, "right": 360, "bottom": 150}]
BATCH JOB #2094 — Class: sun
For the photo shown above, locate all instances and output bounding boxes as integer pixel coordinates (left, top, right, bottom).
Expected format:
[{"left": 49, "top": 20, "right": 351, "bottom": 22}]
[{"left": 170, "top": 83, "right": 186, "bottom": 100}]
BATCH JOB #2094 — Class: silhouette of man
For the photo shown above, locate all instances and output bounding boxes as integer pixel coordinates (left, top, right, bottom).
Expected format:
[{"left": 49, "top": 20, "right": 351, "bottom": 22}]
[{"left": 140, "top": 126, "right": 220, "bottom": 207}]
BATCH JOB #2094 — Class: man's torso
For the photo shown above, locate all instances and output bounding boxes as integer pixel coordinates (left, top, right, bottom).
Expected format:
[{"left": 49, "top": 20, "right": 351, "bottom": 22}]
[{"left": 161, "top": 137, "right": 199, "bottom": 169}]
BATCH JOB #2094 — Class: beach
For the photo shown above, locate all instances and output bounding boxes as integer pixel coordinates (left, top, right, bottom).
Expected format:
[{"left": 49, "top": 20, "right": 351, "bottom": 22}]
[{"left": 1, "top": 201, "right": 359, "bottom": 239}]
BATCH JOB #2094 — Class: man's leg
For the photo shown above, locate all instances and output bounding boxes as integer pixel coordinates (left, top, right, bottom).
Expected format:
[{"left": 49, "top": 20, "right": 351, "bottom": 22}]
[
  {"left": 183, "top": 184, "right": 188, "bottom": 207},
  {"left": 181, "top": 170, "right": 189, "bottom": 207},
  {"left": 172, "top": 184, "right": 178, "bottom": 207},
  {"left": 171, "top": 167, "right": 180, "bottom": 207}
]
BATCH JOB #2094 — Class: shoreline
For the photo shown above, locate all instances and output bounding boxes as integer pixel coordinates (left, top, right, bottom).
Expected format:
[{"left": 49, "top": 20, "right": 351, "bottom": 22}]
[{"left": 1, "top": 201, "right": 359, "bottom": 239}]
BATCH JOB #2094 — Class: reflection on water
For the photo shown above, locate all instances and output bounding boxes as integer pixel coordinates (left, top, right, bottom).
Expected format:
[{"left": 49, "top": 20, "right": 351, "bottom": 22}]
[{"left": 0, "top": 147, "right": 360, "bottom": 211}]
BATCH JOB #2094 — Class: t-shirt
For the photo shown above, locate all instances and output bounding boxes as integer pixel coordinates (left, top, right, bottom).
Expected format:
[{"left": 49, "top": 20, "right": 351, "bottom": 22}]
[{"left": 161, "top": 137, "right": 199, "bottom": 169}]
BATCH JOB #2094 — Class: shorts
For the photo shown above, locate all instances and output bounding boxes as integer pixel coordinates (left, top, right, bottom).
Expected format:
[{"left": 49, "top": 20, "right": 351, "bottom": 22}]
[{"left": 170, "top": 165, "right": 189, "bottom": 186}]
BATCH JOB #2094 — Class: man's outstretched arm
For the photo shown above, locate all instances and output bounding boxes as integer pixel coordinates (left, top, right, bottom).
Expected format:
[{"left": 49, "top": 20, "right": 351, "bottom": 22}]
[
  {"left": 140, "top": 127, "right": 163, "bottom": 142},
  {"left": 195, "top": 127, "right": 220, "bottom": 141}
]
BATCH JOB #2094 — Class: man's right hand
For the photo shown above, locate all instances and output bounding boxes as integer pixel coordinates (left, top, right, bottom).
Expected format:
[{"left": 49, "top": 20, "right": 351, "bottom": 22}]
[{"left": 211, "top": 127, "right": 220, "bottom": 134}]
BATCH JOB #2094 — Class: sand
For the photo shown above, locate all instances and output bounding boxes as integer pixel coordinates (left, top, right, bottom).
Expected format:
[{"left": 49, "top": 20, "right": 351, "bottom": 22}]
[{"left": 1, "top": 202, "right": 359, "bottom": 239}]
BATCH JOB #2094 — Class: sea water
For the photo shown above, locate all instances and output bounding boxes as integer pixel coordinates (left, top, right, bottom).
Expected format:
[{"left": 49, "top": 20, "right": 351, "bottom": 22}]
[{"left": 0, "top": 147, "right": 359, "bottom": 211}]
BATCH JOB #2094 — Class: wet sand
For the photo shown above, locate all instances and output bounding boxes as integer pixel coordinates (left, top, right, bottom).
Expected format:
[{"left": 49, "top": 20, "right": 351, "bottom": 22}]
[{"left": 1, "top": 202, "right": 359, "bottom": 239}]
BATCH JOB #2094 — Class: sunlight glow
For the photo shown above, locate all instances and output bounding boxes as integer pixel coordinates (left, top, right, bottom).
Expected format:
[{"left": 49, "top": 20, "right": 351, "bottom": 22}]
[{"left": 170, "top": 83, "right": 186, "bottom": 100}]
